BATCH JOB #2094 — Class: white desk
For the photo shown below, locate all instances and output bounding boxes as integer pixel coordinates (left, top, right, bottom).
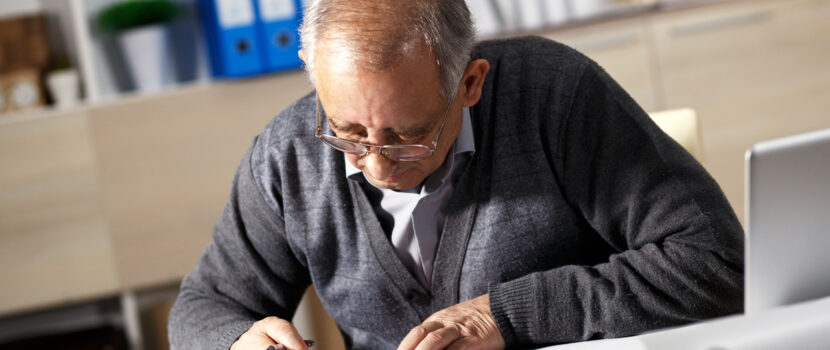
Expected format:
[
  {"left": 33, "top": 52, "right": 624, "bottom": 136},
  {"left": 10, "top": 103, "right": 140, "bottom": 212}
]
[{"left": 541, "top": 296, "right": 830, "bottom": 350}]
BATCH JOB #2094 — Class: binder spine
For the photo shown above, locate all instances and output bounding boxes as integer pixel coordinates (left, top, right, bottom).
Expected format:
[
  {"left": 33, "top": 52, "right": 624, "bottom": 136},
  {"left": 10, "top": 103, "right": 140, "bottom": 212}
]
[
  {"left": 199, "top": 0, "right": 265, "bottom": 78},
  {"left": 254, "top": 0, "right": 304, "bottom": 72}
]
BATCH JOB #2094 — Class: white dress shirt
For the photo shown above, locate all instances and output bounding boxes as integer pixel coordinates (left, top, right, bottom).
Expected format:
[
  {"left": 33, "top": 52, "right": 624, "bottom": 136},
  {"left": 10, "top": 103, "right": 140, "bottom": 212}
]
[{"left": 345, "top": 107, "right": 475, "bottom": 288}]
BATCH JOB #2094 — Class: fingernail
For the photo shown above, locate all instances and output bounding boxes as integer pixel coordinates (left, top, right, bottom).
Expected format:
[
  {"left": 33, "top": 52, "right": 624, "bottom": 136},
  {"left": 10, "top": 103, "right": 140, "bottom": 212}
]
[{"left": 305, "top": 339, "right": 315, "bottom": 348}]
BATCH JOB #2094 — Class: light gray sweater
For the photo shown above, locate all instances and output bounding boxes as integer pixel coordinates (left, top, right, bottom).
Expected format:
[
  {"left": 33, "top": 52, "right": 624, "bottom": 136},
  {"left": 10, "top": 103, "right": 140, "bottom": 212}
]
[{"left": 169, "top": 36, "right": 744, "bottom": 349}]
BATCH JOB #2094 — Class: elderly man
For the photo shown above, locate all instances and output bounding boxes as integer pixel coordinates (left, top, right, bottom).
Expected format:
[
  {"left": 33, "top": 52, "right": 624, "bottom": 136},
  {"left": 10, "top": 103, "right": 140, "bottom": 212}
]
[{"left": 169, "top": 0, "right": 744, "bottom": 349}]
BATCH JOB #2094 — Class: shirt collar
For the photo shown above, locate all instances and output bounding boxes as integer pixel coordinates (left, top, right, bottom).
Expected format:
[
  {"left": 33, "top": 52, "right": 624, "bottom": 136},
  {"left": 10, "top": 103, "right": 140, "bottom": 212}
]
[{"left": 345, "top": 107, "right": 475, "bottom": 180}]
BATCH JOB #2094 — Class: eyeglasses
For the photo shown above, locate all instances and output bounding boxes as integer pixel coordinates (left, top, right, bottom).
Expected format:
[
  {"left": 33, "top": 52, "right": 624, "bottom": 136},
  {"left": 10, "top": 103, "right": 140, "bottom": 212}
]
[{"left": 314, "top": 90, "right": 455, "bottom": 162}]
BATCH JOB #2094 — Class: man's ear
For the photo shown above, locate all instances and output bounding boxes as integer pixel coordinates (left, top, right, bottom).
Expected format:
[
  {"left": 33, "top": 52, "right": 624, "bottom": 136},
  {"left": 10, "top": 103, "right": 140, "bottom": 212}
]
[
  {"left": 298, "top": 49, "right": 307, "bottom": 63},
  {"left": 459, "top": 59, "right": 490, "bottom": 107}
]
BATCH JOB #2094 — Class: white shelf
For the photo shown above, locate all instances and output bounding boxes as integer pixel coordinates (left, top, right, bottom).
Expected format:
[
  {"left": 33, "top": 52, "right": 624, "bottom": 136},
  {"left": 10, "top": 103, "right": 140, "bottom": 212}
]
[{"left": 34, "top": 0, "right": 211, "bottom": 105}]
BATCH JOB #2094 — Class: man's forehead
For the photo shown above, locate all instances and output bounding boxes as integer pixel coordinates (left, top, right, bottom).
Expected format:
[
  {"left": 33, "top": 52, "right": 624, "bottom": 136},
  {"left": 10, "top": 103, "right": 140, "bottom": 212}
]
[
  {"left": 325, "top": 107, "right": 439, "bottom": 136},
  {"left": 313, "top": 38, "right": 444, "bottom": 134}
]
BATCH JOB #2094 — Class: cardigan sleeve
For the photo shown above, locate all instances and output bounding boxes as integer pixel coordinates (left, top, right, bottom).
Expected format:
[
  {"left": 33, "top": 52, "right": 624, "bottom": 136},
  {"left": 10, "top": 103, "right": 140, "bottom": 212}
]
[
  {"left": 488, "top": 61, "right": 745, "bottom": 346},
  {"left": 168, "top": 137, "right": 311, "bottom": 350}
]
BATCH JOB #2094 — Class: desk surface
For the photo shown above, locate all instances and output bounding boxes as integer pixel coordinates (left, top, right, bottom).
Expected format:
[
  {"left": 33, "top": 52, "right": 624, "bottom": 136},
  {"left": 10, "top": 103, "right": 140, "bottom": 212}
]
[{"left": 543, "top": 296, "right": 830, "bottom": 350}]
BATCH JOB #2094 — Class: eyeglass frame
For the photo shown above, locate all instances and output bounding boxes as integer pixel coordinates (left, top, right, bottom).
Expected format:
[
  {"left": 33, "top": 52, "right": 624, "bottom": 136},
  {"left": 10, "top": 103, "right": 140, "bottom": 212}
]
[{"left": 314, "top": 88, "right": 457, "bottom": 162}]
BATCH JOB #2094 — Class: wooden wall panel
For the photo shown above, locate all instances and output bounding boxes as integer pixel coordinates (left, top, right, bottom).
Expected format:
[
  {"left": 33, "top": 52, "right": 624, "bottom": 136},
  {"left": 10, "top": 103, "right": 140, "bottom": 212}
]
[
  {"left": 0, "top": 111, "right": 117, "bottom": 315},
  {"left": 88, "top": 73, "right": 312, "bottom": 289},
  {"left": 652, "top": 0, "right": 830, "bottom": 223}
]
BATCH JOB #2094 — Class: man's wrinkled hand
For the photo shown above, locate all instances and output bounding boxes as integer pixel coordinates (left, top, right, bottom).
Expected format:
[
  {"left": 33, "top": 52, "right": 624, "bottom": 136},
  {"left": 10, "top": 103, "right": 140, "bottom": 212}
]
[
  {"left": 231, "top": 316, "right": 309, "bottom": 350},
  {"left": 398, "top": 294, "right": 505, "bottom": 350}
]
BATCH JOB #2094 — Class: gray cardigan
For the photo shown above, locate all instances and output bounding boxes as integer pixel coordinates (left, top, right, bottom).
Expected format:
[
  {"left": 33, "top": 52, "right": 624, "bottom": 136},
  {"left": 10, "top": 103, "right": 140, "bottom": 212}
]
[{"left": 169, "top": 36, "right": 744, "bottom": 349}]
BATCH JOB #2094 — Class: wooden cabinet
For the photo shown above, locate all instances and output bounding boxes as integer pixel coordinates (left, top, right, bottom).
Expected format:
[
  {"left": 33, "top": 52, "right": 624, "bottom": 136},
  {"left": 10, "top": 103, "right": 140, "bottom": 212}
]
[
  {"left": 0, "top": 111, "right": 118, "bottom": 315},
  {"left": 0, "top": 70, "right": 311, "bottom": 316},
  {"left": 651, "top": 0, "right": 830, "bottom": 221},
  {"left": 87, "top": 73, "right": 311, "bottom": 290}
]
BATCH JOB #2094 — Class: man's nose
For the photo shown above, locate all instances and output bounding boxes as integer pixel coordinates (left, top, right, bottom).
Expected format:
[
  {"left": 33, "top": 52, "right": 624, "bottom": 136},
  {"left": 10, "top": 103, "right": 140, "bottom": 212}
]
[{"left": 363, "top": 151, "right": 396, "bottom": 180}]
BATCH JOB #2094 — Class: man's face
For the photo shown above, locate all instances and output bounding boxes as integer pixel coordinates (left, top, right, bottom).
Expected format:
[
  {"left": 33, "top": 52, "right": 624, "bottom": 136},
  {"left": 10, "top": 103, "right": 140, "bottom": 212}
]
[{"left": 313, "top": 45, "right": 463, "bottom": 190}]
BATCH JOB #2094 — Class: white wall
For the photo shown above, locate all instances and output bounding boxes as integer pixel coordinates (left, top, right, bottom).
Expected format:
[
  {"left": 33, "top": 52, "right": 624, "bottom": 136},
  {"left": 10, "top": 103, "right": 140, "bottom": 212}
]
[{"left": 0, "top": 0, "right": 42, "bottom": 20}]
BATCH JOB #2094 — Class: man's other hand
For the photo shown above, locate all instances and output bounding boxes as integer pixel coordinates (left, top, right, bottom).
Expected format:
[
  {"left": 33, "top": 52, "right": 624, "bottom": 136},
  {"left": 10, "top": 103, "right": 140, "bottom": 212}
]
[
  {"left": 398, "top": 294, "right": 505, "bottom": 350},
  {"left": 231, "top": 316, "right": 309, "bottom": 350}
]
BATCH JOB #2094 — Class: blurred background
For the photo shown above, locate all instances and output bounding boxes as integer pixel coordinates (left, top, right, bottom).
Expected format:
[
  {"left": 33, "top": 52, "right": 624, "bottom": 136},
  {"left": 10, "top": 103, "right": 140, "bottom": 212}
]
[{"left": 0, "top": 0, "right": 828, "bottom": 349}]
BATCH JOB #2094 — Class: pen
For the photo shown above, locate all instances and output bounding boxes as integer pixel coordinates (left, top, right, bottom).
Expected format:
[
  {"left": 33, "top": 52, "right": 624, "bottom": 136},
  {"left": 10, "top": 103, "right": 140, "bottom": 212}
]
[{"left": 266, "top": 340, "right": 314, "bottom": 350}]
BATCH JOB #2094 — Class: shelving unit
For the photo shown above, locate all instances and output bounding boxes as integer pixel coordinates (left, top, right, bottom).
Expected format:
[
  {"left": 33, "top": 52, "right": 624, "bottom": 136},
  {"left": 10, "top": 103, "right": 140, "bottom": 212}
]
[
  {"left": 0, "top": 69, "right": 317, "bottom": 349},
  {"left": 0, "top": 0, "right": 661, "bottom": 117},
  {"left": 59, "top": 0, "right": 211, "bottom": 103}
]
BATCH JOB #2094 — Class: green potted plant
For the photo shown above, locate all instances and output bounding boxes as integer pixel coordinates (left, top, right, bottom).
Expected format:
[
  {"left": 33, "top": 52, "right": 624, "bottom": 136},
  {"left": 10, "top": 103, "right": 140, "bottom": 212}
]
[{"left": 97, "top": 0, "right": 180, "bottom": 92}]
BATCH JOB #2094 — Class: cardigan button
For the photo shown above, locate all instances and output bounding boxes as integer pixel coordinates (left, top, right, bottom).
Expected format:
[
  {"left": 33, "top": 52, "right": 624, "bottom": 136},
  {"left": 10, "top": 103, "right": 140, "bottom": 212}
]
[{"left": 405, "top": 289, "right": 426, "bottom": 304}]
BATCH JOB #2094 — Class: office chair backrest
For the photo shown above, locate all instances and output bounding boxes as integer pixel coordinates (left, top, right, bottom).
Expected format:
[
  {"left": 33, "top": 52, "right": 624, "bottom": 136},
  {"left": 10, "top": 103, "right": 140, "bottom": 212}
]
[{"left": 649, "top": 108, "right": 706, "bottom": 164}]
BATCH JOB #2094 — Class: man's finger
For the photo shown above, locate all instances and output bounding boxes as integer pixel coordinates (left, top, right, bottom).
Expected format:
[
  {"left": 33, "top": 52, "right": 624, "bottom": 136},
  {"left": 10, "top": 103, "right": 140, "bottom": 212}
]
[
  {"left": 421, "top": 321, "right": 445, "bottom": 333},
  {"left": 413, "top": 325, "right": 461, "bottom": 350},
  {"left": 232, "top": 335, "right": 276, "bottom": 350},
  {"left": 445, "top": 337, "right": 481, "bottom": 350},
  {"left": 398, "top": 321, "right": 444, "bottom": 350},
  {"left": 260, "top": 317, "right": 308, "bottom": 350},
  {"left": 398, "top": 325, "right": 428, "bottom": 350}
]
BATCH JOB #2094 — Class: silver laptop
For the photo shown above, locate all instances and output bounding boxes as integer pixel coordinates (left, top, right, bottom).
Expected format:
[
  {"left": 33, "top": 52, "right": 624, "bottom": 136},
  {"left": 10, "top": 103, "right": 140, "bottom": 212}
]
[{"left": 745, "top": 127, "right": 830, "bottom": 314}]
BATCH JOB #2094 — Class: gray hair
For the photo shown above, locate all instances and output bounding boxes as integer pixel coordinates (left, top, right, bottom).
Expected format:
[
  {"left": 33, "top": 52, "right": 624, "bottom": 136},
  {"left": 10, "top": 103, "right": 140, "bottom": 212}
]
[{"left": 299, "top": 0, "right": 476, "bottom": 100}]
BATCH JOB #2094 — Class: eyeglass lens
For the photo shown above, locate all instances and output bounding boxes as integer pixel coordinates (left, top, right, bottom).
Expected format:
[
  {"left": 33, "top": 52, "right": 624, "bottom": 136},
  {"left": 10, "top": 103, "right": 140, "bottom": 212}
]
[{"left": 318, "top": 135, "right": 433, "bottom": 161}]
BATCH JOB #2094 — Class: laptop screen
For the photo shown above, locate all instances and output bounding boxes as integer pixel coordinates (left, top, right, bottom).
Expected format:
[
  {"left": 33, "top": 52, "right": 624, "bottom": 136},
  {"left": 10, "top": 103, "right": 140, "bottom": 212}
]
[{"left": 745, "top": 128, "right": 830, "bottom": 314}]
